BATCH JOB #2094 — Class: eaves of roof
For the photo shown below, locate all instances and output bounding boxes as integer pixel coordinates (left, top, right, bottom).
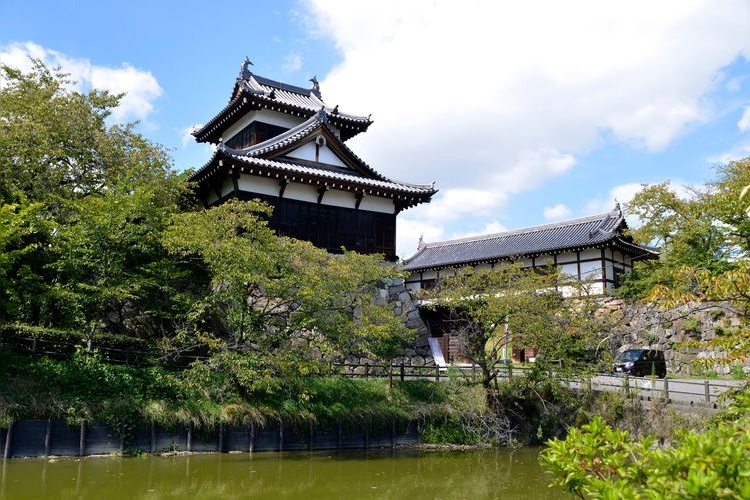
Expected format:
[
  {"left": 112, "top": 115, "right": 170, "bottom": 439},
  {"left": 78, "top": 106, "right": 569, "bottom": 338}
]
[
  {"left": 193, "top": 74, "right": 372, "bottom": 144},
  {"left": 402, "top": 209, "right": 657, "bottom": 272},
  {"left": 189, "top": 112, "right": 437, "bottom": 201}
]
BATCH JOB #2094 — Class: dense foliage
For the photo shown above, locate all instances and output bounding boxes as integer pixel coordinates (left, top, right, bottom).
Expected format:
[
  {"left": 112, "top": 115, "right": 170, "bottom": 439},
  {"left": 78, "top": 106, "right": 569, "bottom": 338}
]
[
  {"left": 542, "top": 387, "right": 750, "bottom": 499},
  {"left": 0, "top": 347, "right": 455, "bottom": 435},
  {"left": 542, "top": 160, "right": 750, "bottom": 497},
  {"left": 420, "top": 264, "right": 612, "bottom": 397},
  {"left": 0, "top": 60, "right": 418, "bottom": 429}
]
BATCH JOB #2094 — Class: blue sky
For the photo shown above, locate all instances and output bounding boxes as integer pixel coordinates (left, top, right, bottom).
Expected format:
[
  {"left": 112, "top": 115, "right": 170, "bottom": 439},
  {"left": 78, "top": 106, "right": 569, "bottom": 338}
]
[{"left": 2, "top": 0, "right": 750, "bottom": 258}]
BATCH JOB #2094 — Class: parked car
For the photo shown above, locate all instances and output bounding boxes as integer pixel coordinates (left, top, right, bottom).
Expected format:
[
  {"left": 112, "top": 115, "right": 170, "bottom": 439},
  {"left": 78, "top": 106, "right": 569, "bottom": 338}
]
[{"left": 613, "top": 349, "right": 667, "bottom": 378}]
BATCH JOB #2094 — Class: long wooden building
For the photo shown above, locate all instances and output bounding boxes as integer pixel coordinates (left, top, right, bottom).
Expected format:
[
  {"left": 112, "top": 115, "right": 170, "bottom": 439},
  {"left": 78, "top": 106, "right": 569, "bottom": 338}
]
[
  {"left": 403, "top": 205, "right": 657, "bottom": 294},
  {"left": 189, "top": 58, "right": 437, "bottom": 260},
  {"left": 402, "top": 206, "right": 658, "bottom": 363}
]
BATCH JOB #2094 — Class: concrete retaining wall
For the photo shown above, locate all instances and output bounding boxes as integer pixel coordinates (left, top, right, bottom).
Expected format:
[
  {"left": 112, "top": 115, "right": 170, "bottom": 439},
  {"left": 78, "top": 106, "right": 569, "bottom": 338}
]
[{"left": 0, "top": 418, "right": 419, "bottom": 458}]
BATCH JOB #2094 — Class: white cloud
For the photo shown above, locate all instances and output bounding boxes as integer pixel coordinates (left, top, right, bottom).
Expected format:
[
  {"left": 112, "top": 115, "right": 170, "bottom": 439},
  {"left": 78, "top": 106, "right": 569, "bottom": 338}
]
[
  {"left": 397, "top": 217, "right": 445, "bottom": 259},
  {"left": 449, "top": 220, "right": 508, "bottom": 240},
  {"left": 395, "top": 187, "right": 507, "bottom": 257},
  {"left": 306, "top": 0, "right": 750, "bottom": 196},
  {"left": 283, "top": 53, "right": 303, "bottom": 72},
  {"left": 707, "top": 141, "right": 750, "bottom": 164},
  {"left": 181, "top": 124, "right": 203, "bottom": 147},
  {"left": 739, "top": 105, "right": 750, "bottom": 132},
  {"left": 0, "top": 42, "right": 162, "bottom": 123},
  {"left": 492, "top": 149, "right": 576, "bottom": 193},
  {"left": 543, "top": 204, "right": 572, "bottom": 221},
  {"left": 585, "top": 183, "right": 646, "bottom": 215}
]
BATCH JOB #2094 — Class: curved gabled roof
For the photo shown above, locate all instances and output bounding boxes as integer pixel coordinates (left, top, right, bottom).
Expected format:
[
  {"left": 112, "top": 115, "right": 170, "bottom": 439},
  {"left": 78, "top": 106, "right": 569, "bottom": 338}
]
[
  {"left": 188, "top": 111, "right": 437, "bottom": 208},
  {"left": 193, "top": 71, "right": 373, "bottom": 144},
  {"left": 403, "top": 207, "right": 658, "bottom": 271}
]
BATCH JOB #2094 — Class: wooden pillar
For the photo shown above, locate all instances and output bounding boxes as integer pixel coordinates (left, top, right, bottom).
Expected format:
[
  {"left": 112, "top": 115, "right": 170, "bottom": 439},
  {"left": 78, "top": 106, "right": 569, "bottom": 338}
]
[
  {"left": 44, "top": 419, "right": 52, "bottom": 457},
  {"left": 390, "top": 419, "right": 396, "bottom": 449},
  {"left": 337, "top": 420, "right": 342, "bottom": 451},
  {"left": 308, "top": 418, "right": 314, "bottom": 451},
  {"left": 3, "top": 420, "right": 12, "bottom": 458},
  {"left": 79, "top": 420, "right": 86, "bottom": 457},
  {"left": 278, "top": 418, "right": 284, "bottom": 452},
  {"left": 218, "top": 423, "right": 224, "bottom": 453},
  {"left": 249, "top": 422, "right": 255, "bottom": 453},
  {"left": 187, "top": 422, "right": 193, "bottom": 452},
  {"left": 704, "top": 380, "right": 711, "bottom": 403},
  {"left": 364, "top": 418, "right": 369, "bottom": 450},
  {"left": 150, "top": 421, "right": 156, "bottom": 453}
]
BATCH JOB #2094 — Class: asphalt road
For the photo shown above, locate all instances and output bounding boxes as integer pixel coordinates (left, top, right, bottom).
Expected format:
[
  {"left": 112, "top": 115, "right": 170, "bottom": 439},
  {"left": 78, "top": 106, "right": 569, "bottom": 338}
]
[{"left": 580, "top": 374, "right": 744, "bottom": 406}]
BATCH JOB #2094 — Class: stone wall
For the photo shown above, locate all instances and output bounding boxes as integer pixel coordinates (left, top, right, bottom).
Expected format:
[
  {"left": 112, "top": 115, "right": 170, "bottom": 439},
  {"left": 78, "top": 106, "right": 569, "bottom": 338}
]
[
  {"left": 342, "top": 279, "right": 435, "bottom": 370},
  {"left": 597, "top": 297, "right": 745, "bottom": 375}
]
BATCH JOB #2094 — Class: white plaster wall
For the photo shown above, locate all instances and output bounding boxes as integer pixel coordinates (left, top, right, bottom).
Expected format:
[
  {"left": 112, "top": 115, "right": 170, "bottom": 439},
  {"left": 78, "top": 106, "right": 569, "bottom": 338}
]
[
  {"left": 475, "top": 263, "right": 493, "bottom": 271},
  {"left": 318, "top": 145, "right": 343, "bottom": 166},
  {"left": 536, "top": 255, "right": 555, "bottom": 266},
  {"left": 359, "top": 196, "right": 395, "bottom": 214},
  {"left": 405, "top": 282, "right": 421, "bottom": 292},
  {"left": 285, "top": 142, "right": 348, "bottom": 168},
  {"left": 560, "top": 263, "right": 578, "bottom": 278},
  {"left": 605, "top": 260, "right": 614, "bottom": 282},
  {"left": 288, "top": 142, "right": 317, "bottom": 162},
  {"left": 579, "top": 248, "right": 600, "bottom": 261},
  {"left": 580, "top": 260, "right": 602, "bottom": 280},
  {"left": 322, "top": 189, "right": 356, "bottom": 209},
  {"left": 583, "top": 282, "right": 605, "bottom": 296},
  {"left": 557, "top": 252, "right": 577, "bottom": 264},
  {"left": 520, "top": 258, "right": 534, "bottom": 268},
  {"left": 206, "top": 191, "right": 219, "bottom": 205},
  {"left": 237, "top": 175, "right": 279, "bottom": 197},
  {"left": 421, "top": 270, "right": 438, "bottom": 281},
  {"left": 283, "top": 182, "right": 318, "bottom": 203}
]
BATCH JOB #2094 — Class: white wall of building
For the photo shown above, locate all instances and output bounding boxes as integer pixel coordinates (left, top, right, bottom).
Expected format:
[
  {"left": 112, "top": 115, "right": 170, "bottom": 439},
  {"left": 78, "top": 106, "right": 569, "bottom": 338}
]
[{"left": 359, "top": 196, "right": 395, "bottom": 214}]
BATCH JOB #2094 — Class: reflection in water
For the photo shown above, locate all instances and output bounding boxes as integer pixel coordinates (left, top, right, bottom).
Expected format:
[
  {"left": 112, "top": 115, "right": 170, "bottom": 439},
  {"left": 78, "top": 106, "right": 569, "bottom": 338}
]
[{"left": 0, "top": 448, "right": 564, "bottom": 499}]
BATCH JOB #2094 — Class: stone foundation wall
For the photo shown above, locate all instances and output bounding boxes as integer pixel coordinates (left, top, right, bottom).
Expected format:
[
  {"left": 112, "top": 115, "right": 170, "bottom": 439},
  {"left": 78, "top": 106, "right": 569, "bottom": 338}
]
[
  {"left": 343, "top": 280, "right": 435, "bottom": 369},
  {"left": 597, "top": 297, "right": 745, "bottom": 375}
]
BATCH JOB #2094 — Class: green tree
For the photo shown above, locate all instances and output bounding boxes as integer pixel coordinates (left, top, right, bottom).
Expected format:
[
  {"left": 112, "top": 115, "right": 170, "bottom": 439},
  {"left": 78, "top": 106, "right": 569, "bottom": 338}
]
[
  {"left": 0, "top": 60, "right": 194, "bottom": 335},
  {"left": 622, "top": 158, "right": 750, "bottom": 366},
  {"left": 542, "top": 391, "right": 750, "bottom": 499},
  {"left": 621, "top": 157, "right": 750, "bottom": 298},
  {"left": 420, "top": 264, "right": 607, "bottom": 398},
  {"left": 162, "top": 199, "right": 413, "bottom": 397},
  {"left": 0, "top": 201, "right": 51, "bottom": 322}
]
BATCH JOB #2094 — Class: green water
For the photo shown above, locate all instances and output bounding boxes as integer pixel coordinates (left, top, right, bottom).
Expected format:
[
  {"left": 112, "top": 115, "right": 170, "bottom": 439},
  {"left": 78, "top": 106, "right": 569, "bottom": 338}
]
[{"left": 0, "top": 448, "right": 564, "bottom": 499}]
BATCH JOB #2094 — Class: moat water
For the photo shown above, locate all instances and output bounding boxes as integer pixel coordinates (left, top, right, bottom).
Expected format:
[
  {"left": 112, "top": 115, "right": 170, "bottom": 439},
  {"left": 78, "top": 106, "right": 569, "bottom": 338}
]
[{"left": 0, "top": 447, "right": 565, "bottom": 499}]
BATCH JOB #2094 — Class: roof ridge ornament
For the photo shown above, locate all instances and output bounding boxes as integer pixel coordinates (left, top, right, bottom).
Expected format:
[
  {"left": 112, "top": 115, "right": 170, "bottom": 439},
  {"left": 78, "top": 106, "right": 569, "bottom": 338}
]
[
  {"left": 309, "top": 75, "right": 321, "bottom": 98},
  {"left": 239, "top": 56, "right": 253, "bottom": 80}
]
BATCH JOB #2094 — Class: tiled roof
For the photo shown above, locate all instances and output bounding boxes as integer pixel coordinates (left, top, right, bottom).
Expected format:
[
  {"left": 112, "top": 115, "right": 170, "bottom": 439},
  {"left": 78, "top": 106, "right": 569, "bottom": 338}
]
[
  {"left": 403, "top": 208, "right": 658, "bottom": 271},
  {"left": 193, "top": 72, "right": 372, "bottom": 143},
  {"left": 189, "top": 112, "right": 437, "bottom": 201}
]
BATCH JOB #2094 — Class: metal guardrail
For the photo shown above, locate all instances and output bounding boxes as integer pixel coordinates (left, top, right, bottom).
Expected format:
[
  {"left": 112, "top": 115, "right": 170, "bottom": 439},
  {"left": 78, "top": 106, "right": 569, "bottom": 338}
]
[{"left": 337, "top": 362, "right": 741, "bottom": 407}]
